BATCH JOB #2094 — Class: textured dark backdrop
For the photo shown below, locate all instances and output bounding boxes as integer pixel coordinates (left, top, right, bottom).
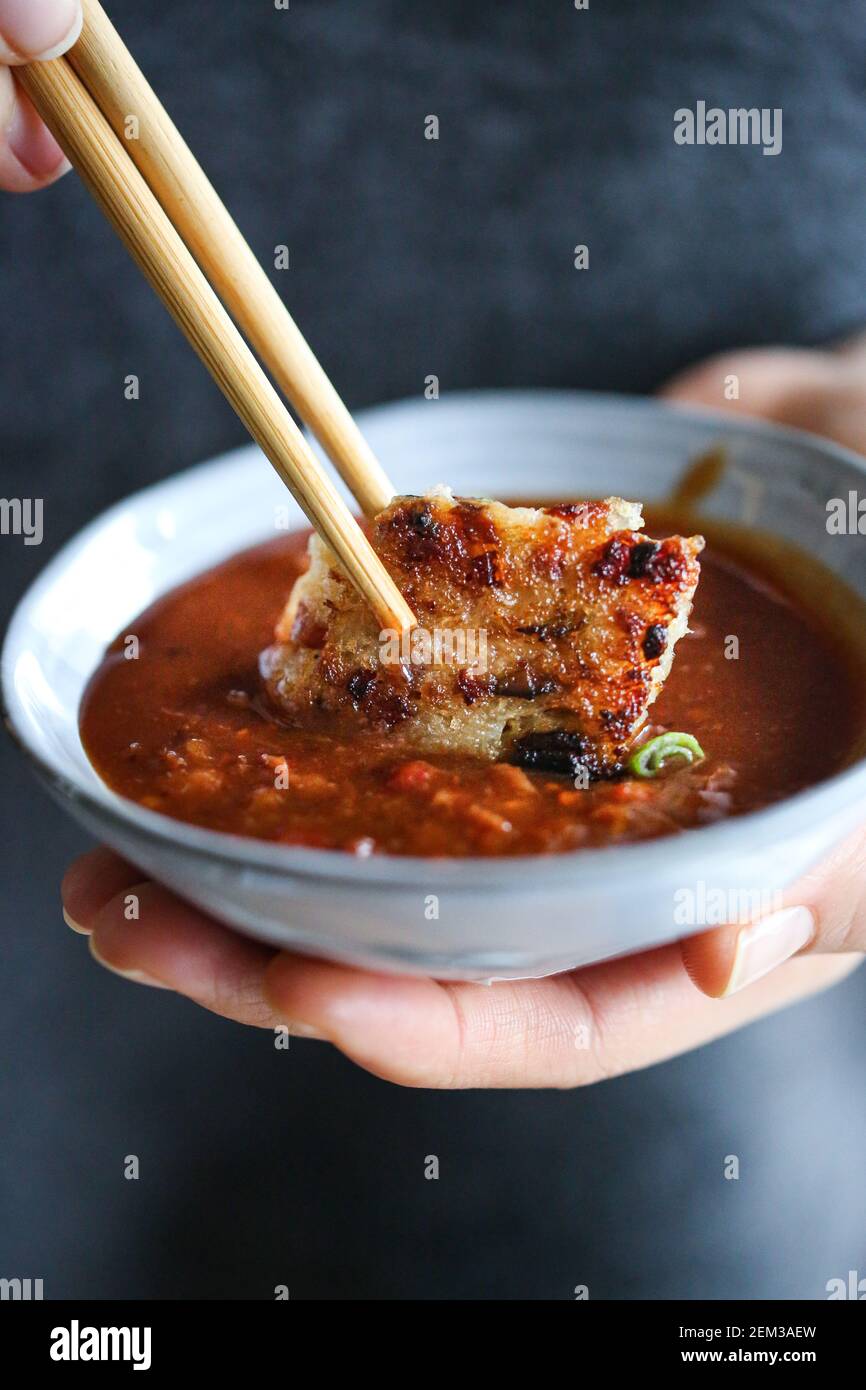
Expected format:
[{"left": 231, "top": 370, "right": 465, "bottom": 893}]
[{"left": 1, "top": 0, "right": 865, "bottom": 1299}]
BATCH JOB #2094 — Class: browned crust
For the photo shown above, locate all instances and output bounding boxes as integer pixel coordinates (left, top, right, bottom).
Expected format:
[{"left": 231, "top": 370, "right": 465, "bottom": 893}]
[{"left": 262, "top": 493, "right": 704, "bottom": 775}]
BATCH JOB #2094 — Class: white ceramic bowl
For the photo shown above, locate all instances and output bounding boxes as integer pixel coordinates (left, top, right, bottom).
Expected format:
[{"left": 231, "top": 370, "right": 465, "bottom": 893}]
[{"left": 4, "top": 391, "right": 866, "bottom": 979}]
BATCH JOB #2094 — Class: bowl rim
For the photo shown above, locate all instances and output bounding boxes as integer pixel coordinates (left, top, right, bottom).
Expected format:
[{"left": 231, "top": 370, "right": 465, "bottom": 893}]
[{"left": 4, "top": 387, "right": 866, "bottom": 891}]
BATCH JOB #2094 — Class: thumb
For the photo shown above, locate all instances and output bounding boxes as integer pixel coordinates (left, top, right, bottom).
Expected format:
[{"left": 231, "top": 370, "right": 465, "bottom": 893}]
[
  {"left": 0, "top": 0, "right": 82, "bottom": 64},
  {"left": 0, "top": 1, "right": 82, "bottom": 193},
  {"left": 681, "top": 825, "right": 866, "bottom": 997}
]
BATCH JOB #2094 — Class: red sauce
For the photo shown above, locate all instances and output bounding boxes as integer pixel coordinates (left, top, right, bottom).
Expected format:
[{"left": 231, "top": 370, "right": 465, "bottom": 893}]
[{"left": 79, "top": 525, "right": 865, "bottom": 857}]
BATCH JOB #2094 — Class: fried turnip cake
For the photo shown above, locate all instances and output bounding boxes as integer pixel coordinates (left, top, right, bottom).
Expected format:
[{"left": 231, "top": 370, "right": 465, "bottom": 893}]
[{"left": 261, "top": 490, "right": 704, "bottom": 778}]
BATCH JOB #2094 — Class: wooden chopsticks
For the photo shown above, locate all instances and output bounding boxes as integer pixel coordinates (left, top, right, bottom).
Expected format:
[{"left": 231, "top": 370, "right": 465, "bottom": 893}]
[
  {"left": 69, "top": 0, "right": 393, "bottom": 521},
  {"left": 18, "top": 28, "right": 415, "bottom": 635}
]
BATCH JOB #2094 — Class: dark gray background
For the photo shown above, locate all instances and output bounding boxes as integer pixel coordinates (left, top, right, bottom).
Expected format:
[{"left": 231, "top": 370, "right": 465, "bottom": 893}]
[{"left": 1, "top": 0, "right": 865, "bottom": 1299}]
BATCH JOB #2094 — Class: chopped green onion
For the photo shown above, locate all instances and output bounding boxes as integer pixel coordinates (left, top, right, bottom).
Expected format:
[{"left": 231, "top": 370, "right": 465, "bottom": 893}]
[{"left": 628, "top": 732, "right": 705, "bottom": 779}]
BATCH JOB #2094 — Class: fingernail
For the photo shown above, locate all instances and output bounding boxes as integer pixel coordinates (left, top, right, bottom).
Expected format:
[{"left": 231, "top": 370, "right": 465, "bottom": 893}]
[
  {"left": 89, "top": 936, "right": 171, "bottom": 990},
  {"left": 63, "top": 907, "right": 91, "bottom": 936},
  {"left": 7, "top": 99, "right": 69, "bottom": 178},
  {"left": 285, "top": 1021, "right": 326, "bottom": 1040},
  {"left": 0, "top": 0, "right": 82, "bottom": 63},
  {"left": 722, "top": 906, "right": 815, "bottom": 996}
]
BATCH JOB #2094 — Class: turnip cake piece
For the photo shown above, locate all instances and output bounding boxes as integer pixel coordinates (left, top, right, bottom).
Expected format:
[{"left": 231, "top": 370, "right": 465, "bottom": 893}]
[{"left": 261, "top": 490, "right": 704, "bottom": 778}]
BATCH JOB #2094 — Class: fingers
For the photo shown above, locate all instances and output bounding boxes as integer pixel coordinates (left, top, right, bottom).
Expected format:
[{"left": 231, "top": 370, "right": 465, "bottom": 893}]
[
  {"left": 90, "top": 883, "right": 286, "bottom": 1029},
  {"left": 682, "top": 824, "right": 866, "bottom": 997},
  {"left": 0, "top": 0, "right": 81, "bottom": 64},
  {"left": 0, "top": 66, "right": 70, "bottom": 190},
  {"left": 61, "top": 846, "right": 142, "bottom": 932},
  {"left": 661, "top": 345, "right": 837, "bottom": 419},
  {"left": 262, "top": 939, "right": 857, "bottom": 1088},
  {"left": 660, "top": 342, "right": 866, "bottom": 455},
  {"left": 62, "top": 850, "right": 288, "bottom": 1030},
  {"left": 64, "top": 850, "right": 860, "bottom": 1087},
  {"left": 0, "top": 0, "right": 81, "bottom": 192}
]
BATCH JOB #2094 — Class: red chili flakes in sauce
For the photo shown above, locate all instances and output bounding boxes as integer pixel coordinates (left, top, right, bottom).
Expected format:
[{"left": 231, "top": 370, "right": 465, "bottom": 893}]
[{"left": 79, "top": 522, "right": 865, "bottom": 857}]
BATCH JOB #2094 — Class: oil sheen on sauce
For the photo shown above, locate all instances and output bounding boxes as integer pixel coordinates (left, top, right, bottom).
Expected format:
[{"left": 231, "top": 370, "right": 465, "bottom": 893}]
[{"left": 80, "top": 524, "right": 866, "bottom": 857}]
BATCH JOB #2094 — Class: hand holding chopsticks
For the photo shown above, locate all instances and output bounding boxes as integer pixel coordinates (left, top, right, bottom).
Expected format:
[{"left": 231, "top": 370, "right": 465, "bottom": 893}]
[{"left": 17, "top": 4, "right": 415, "bottom": 634}]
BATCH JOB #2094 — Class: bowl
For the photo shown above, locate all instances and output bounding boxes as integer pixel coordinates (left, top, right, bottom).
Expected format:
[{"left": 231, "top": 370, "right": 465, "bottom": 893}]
[{"left": 4, "top": 390, "right": 866, "bottom": 980}]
